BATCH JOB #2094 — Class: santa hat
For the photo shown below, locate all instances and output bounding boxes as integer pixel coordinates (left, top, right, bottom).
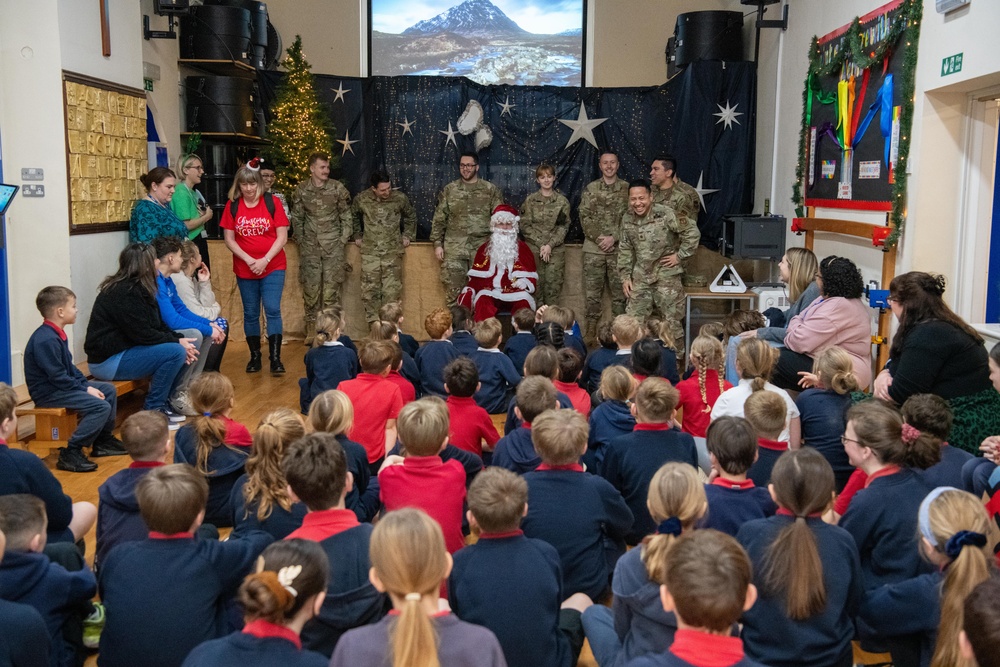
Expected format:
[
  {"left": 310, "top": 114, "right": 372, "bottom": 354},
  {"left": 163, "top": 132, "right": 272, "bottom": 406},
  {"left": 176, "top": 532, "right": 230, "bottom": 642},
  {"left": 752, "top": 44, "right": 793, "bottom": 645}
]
[
  {"left": 246, "top": 157, "right": 262, "bottom": 172},
  {"left": 491, "top": 203, "right": 520, "bottom": 228}
]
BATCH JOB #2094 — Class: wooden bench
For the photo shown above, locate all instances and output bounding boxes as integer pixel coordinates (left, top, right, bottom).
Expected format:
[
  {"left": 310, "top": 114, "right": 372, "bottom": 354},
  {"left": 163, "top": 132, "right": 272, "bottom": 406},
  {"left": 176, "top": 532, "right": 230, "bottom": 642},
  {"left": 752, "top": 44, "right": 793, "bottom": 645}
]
[{"left": 13, "top": 363, "right": 145, "bottom": 456}]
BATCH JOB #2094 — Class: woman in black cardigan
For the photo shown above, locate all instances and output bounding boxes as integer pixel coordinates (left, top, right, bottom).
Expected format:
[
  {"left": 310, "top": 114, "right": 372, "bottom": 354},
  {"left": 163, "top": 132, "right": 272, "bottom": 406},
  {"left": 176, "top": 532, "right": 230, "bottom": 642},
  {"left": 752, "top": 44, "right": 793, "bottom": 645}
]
[
  {"left": 84, "top": 244, "right": 197, "bottom": 422},
  {"left": 873, "top": 271, "right": 1000, "bottom": 453}
]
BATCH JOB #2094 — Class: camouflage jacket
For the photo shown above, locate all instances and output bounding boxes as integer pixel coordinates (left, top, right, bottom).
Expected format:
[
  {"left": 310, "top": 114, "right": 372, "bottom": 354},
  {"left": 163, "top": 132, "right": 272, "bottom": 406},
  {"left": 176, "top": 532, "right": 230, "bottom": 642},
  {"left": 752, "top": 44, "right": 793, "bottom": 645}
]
[
  {"left": 618, "top": 203, "right": 701, "bottom": 284},
  {"left": 674, "top": 179, "right": 700, "bottom": 221},
  {"left": 430, "top": 179, "right": 503, "bottom": 253},
  {"left": 520, "top": 190, "right": 570, "bottom": 250},
  {"left": 290, "top": 178, "right": 353, "bottom": 253},
  {"left": 651, "top": 184, "right": 697, "bottom": 229},
  {"left": 351, "top": 188, "right": 416, "bottom": 255},
  {"left": 578, "top": 178, "right": 628, "bottom": 254}
]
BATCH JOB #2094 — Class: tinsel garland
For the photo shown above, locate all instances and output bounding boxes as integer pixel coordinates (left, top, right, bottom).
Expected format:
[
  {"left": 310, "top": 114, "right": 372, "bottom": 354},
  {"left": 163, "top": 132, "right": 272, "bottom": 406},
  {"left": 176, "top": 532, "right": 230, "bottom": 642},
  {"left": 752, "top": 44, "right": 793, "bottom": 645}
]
[{"left": 792, "top": 0, "right": 922, "bottom": 247}]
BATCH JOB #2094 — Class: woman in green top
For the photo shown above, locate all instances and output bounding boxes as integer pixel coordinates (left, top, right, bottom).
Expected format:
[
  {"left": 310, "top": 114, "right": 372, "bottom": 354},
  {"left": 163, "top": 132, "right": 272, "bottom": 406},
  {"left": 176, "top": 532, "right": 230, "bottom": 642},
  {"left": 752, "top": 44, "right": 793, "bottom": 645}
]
[{"left": 171, "top": 153, "right": 215, "bottom": 269}]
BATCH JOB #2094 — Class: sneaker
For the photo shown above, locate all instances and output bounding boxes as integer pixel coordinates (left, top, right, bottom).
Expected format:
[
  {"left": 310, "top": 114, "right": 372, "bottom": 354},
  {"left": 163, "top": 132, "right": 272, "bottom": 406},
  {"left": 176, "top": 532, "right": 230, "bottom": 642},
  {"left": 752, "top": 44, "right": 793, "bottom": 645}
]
[
  {"left": 56, "top": 448, "right": 98, "bottom": 473},
  {"left": 163, "top": 409, "right": 186, "bottom": 423},
  {"left": 82, "top": 602, "right": 105, "bottom": 649},
  {"left": 170, "top": 391, "right": 198, "bottom": 417},
  {"left": 91, "top": 435, "right": 127, "bottom": 457}
]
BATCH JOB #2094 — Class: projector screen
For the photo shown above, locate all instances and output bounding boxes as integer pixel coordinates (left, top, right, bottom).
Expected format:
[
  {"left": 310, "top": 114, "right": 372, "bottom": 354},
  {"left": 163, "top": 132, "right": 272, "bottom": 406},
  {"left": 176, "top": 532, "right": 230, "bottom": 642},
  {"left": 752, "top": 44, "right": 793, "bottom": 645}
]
[{"left": 370, "top": 0, "right": 585, "bottom": 86}]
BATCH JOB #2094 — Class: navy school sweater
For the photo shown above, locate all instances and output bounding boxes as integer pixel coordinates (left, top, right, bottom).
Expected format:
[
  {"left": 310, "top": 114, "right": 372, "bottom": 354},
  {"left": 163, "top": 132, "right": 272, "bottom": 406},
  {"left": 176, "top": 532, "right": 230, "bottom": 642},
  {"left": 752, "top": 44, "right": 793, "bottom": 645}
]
[
  {"left": 701, "top": 479, "right": 777, "bottom": 537},
  {"left": 400, "top": 350, "right": 422, "bottom": 395},
  {"left": 587, "top": 400, "right": 637, "bottom": 474},
  {"left": 747, "top": 439, "right": 785, "bottom": 487},
  {"left": 796, "top": 388, "right": 853, "bottom": 490},
  {"left": 449, "top": 330, "right": 479, "bottom": 356},
  {"left": 24, "top": 323, "right": 88, "bottom": 403},
  {"left": 229, "top": 474, "right": 307, "bottom": 540},
  {"left": 97, "top": 529, "right": 273, "bottom": 667},
  {"left": 839, "top": 468, "right": 934, "bottom": 592},
  {"left": 601, "top": 426, "right": 699, "bottom": 545},
  {"left": 414, "top": 340, "right": 460, "bottom": 397},
  {"left": 448, "top": 531, "right": 573, "bottom": 667},
  {"left": 97, "top": 464, "right": 163, "bottom": 568},
  {"left": 522, "top": 467, "right": 634, "bottom": 600},
  {"left": 582, "top": 348, "right": 623, "bottom": 394},
  {"left": 0, "top": 598, "right": 51, "bottom": 667},
  {"left": 856, "top": 571, "right": 942, "bottom": 667},
  {"left": 491, "top": 426, "right": 540, "bottom": 475},
  {"left": 473, "top": 349, "right": 522, "bottom": 414},
  {"left": 920, "top": 444, "right": 974, "bottom": 490},
  {"left": 0, "top": 442, "right": 74, "bottom": 543},
  {"left": 0, "top": 550, "right": 96, "bottom": 667},
  {"left": 300, "top": 523, "right": 390, "bottom": 657},
  {"left": 626, "top": 633, "right": 768, "bottom": 667},
  {"left": 505, "top": 391, "right": 574, "bottom": 434},
  {"left": 174, "top": 426, "right": 249, "bottom": 527},
  {"left": 565, "top": 332, "right": 589, "bottom": 360},
  {"left": 737, "top": 515, "right": 863, "bottom": 667},
  {"left": 335, "top": 434, "right": 378, "bottom": 521},
  {"left": 503, "top": 331, "right": 537, "bottom": 376},
  {"left": 299, "top": 343, "right": 358, "bottom": 412},
  {"left": 608, "top": 546, "right": 679, "bottom": 666},
  {"left": 658, "top": 345, "right": 680, "bottom": 385},
  {"left": 398, "top": 331, "right": 419, "bottom": 358},
  {"left": 182, "top": 624, "right": 328, "bottom": 667}
]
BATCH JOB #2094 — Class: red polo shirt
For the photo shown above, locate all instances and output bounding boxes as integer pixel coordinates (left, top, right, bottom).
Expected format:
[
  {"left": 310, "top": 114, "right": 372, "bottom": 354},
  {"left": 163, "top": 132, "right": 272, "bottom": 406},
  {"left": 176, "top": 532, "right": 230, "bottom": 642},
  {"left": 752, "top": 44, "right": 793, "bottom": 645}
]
[
  {"left": 446, "top": 396, "right": 500, "bottom": 458},
  {"left": 339, "top": 373, "right": 404, "bottom": 463},
  {"left": 379, "top": 455, "right": 467, "bottom": 553}
]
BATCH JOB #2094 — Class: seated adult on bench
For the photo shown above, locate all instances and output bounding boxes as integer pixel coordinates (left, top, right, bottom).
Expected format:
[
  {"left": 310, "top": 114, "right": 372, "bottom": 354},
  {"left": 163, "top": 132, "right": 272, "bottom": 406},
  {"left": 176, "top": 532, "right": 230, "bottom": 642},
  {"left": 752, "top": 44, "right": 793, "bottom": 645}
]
[{"left": 84, "top": 244, "right": 197, "bottom": 426}]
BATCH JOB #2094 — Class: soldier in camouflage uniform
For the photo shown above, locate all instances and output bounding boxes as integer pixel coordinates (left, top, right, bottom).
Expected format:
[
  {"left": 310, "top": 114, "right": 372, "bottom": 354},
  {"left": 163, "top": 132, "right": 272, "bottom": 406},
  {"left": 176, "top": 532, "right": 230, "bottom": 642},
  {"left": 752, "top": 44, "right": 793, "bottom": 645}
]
[
  {"left": 520, "top": 163, "right": 570, "bottom": 307},
  {"left": 352, "top": 171, "right": 416, "bottom": 325},
  {"left": 618, "top": 179, "right": 700, "bottom": 357},
  {"left": 579, "top": 151, "right": 628, "bottom": 341},
  {"left": 290, "top": 152, "right": 353, "bottom": 343},
  {"left": 430, "top": 152, "right": 503, "bottom": 305},
  {"left": 650, "top": 156, "right": 699, "bottom": 229}
]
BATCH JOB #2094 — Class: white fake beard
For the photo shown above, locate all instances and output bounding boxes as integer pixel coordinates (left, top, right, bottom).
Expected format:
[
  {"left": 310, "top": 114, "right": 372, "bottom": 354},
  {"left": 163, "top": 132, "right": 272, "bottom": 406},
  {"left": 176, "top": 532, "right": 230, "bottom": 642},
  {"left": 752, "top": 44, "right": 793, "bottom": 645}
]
[{"left": 487, "top": 228, "right": 519, "bottom": 274}]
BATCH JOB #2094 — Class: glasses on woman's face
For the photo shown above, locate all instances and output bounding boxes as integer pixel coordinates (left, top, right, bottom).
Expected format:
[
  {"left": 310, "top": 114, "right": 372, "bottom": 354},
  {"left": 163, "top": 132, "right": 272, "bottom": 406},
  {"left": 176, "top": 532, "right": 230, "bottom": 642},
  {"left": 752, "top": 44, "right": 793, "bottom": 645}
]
[
  {"left": 840, "top": 434, "right": 863, "bottom": 447},
  {"left": 886, "top": 296, "right": 900, "bottom": 303}
]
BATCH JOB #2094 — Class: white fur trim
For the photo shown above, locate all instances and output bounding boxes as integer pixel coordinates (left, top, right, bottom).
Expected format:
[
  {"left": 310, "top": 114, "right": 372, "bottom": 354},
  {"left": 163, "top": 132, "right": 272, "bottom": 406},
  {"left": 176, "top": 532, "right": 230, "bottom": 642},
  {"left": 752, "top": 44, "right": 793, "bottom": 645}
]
[
  {"left": 467, "top": 266, "right": 496, "bottom": 279},
  {"left": 472, "top": 289, "right": 535, "bottom": 310},
  {"left": 509, "top": 270, "right": 538, "bottom": 280}
]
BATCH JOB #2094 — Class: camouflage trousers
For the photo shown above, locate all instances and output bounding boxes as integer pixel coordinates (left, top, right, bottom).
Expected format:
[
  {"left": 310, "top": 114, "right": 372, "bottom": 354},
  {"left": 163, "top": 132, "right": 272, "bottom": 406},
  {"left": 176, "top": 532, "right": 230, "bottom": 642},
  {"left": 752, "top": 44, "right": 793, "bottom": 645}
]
[
  {"left": 527, "top": 243, "right": 566, "bottom": 307},
  {"left": 300, "top": 250, "right": 346, "bottom": 326},
  {"left": 361, "top": 252, "right": 403, "bottom": 324},
  {"left": 627, "top": 273, "right": 685, "bottom": 355},
  {"left": 583, "top": 251, "right": 626, "bottom": 339},
  {"left": 440, "top": 254, "right": 471, "bottom": 307}
]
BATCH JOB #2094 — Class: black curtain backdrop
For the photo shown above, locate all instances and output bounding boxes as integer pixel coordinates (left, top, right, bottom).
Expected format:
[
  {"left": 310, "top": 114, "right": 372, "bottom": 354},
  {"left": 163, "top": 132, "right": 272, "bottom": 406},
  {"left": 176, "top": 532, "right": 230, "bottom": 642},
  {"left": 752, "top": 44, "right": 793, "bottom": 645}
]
[{"left": 257, "top": 61, "right": 755, "bottom": 247}]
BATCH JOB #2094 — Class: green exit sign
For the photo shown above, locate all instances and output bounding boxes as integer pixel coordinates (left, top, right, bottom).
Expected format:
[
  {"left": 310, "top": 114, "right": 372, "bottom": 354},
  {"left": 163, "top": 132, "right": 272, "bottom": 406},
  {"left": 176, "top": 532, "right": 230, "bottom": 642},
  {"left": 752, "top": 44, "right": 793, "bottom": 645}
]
[
  {"left": 941, "top": 53, "right": 963, "bottom": 76},
  {"left": 143, "top": 78, "right": 154, "bottom": 92}
]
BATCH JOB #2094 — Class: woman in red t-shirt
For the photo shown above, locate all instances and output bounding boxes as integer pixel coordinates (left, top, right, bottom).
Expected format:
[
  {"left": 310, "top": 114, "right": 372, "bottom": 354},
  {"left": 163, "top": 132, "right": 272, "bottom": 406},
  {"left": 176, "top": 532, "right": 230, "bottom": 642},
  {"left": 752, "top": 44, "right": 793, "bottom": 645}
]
[{"left": 220, "top": 163, "right": 289, "bottom": 374}]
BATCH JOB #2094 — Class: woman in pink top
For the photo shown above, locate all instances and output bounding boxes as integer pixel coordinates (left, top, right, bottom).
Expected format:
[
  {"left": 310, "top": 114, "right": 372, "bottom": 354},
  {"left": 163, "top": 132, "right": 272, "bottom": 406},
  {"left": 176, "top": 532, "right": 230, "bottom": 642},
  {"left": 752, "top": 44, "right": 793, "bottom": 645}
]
[{"left": 773, "top": 256, "right": 873, "bottom": 391}]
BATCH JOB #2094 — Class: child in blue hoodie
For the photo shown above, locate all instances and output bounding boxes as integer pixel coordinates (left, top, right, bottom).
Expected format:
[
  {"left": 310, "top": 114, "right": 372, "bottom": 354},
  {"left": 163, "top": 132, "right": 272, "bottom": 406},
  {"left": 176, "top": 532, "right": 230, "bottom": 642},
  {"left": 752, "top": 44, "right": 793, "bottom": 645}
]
[
  {"left": 587, "top": 366, "right": 636, "bottom": 474},
  {"left": 493, "top": 377, "right": 559, "bottom": 475},
  {"left": 0, "top": 494, "right": 96, "bottom": 667},
  {"left": 0, "top": 525, "right": 51, "bottom": 667}
]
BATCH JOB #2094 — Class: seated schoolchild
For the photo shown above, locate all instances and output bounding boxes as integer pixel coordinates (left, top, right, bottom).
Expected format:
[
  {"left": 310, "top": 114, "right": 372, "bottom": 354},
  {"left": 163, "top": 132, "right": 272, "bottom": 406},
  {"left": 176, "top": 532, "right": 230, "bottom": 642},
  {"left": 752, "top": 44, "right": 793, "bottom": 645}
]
[
  {"left": 701, "top": 417, "right": 777, "bottom": 537},
  {"left": 338, "top": 340, "right": 404, "bottom": 474},
  {"left": 555, "top": 348, "right": 591, "bottom": 416},
  {"left": 25, "top": 285, "right": 125, "bottom": 473},
  {"left": 522, "top": 409, "right": 634, "bottom": 601},
  {"left": 298, "top": 308, "right": 358, "bottom": 414},
  {"left": 644, "top": 318, "right": 680, "bottom": 385},
  {"left": 98, "top": 464, "right": 273, "bottom": 667},
  {"left": 472, "top": 317, "right": 522, "bottom": 414},
  {"left": 367, "top": 320, "right": 419, "bottom": 401},
  {"left": 97, "top": 411, "right": 171, "bottom": 568},
  {"left": 379, "top": 398, "right": 467, "bottom": 554},
  {"left": 504, "top": 307, "right": 538, "bottom": 376},
  {"left": 0, "top": 495, "right": 96, "bottom": 667},
  {"left": 630, "top": 339, "right": 664, "bottom": 383},
  {"left": 450, "top": 468, "right": 590, "bottom": 667},
  {"left": 170, "top": 240, "right": 228, "bottom": 373},
  {"left": 329, "top": 509, "right": 506, "bottom": 667},
  {"left": 282, "top": 433, "right": 388, "bottom": 656},
  {"left": 414, "top": 307, "right": 460, "bottom": 398},
  {"left": 181, "top": 540, "right": 330, "bottom": 667},
  {"left": 743, "top": 390, "right": 789, "bottom": 487},
  {"left": 449, "top": 305, "right": 479, "bottom": 356},
  {"left": 960, "top": 577, "right": 1000, "bottom": 666},
  {"left": 587, "top": 366, "right": 638, "bottom": 474},
  {"left": 379, "top": 301, "right": 418, "bottom": 358},
  {"left": 736, "top": 449, "right": 861, "bottom": 667},
  {"left": 582, "top": 322, "right": 620, "bottom": 395},
  {"left": 307, "top": 390, "right": 379, "bottom": 523},
  {"left": 0, "top": 524, "right": 51, "bottom": 667},
  {"left": 675, "top": 335, "right": 731, "bottom": 438},
  {"left": 230, "top": 409, "right": 307, "bottom": 540},
  {"left": 583, "top": 463, "right": 705, "bottom": 667},
  {"left": 602, "top": 378, "right": 698, "bottom": 544},
  {"left": 626, "top": 530, "right": 765, "bottom": 667},
  {"left": 0, "top": 383, "right": 96, "bottom": 546},
  {"left": 902, "top": 394, "right": 974, "bottom": 490},
  {"left": 493, "top": 377, "right": 559, "bottom": 475},
  {"left": 444, "top": 357, "right": 501, "bottom": 460},
  {"left": 173, "top": 373, "right": 252, "bottom": 527},
  {"left": 544, "top": 306, "right": 588, "bottom": 360},
  {"left": 505, "top": 345, "right": 574, "bottom": 433}
]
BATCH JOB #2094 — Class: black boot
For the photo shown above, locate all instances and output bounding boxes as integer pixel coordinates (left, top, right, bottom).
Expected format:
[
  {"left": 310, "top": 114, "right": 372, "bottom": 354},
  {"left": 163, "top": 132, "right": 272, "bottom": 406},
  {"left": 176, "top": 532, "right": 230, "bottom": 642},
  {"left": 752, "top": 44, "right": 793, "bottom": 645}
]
[
  {"left": 268, "top": 334, "right": 285, "bottom": 374},
  {"left": 246, "top": 335, "right": 262, "bottom": 373}
]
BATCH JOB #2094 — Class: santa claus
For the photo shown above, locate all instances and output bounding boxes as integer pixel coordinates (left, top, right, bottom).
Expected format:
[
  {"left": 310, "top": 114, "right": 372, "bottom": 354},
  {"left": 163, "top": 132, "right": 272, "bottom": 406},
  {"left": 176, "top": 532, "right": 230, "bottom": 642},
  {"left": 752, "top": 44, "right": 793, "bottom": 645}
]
[{"left": 458, "top": 204, "right": 538, "bottom": 321}]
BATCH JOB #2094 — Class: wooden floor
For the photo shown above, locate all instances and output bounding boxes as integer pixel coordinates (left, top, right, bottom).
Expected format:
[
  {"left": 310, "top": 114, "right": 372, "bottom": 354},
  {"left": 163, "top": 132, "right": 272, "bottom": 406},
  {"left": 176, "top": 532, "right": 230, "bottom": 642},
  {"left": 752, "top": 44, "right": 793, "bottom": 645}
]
[{"left": 34, "top": 340, "right": 597, "bottom": 666}]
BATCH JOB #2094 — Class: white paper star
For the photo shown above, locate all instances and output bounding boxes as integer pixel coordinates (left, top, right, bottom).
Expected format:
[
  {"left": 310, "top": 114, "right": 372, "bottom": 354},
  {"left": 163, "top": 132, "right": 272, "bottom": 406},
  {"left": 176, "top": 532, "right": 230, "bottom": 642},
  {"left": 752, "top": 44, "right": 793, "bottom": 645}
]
[
  {"left": 557, "top": 103, "right": 607, "bottom": 150},
  {"left": 713, "top": 101, "right": 743, "bottom": 130},
  {"left": 397, "top": 117, "right": 415, "bottom": 137},
  {"left": 332, "top": 81, "right": 350, "bottom": 103},
  {"left": 693, "top": 172, "right": 720, "bottom": 212},
  {"left": 497, "top": 96, "right": 516, "bottom": 117},
  {"left": 337, "top": 129, "right": 359, "bottom": 156},
  {"left": 439, "top": 121, "right": 458, "bottom": 147}
]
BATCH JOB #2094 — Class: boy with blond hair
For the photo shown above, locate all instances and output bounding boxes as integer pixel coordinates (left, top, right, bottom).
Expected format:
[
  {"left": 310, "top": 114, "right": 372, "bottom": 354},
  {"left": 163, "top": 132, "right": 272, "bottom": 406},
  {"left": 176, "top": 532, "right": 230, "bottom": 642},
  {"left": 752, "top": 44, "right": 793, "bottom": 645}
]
[
  {"left": 414, "top": 307, "right": 460, "bottom": 397},
  {"left": 379, "top": 301, "right": 418, "bottom": 357},
  {"left": 378, "top": 397, "right": 467, "bottom": 553},
  {"left": 743, "top": 390, "right": 789, "bottom": 487},
  {"left": 338, "top": 340, "right": 404, "bottom": 473},
  {"left": 493, "top": 376, "right": 559, "bottom": 474},
  {"left": 522, "top": 409, "right": 633, "bottom": 600},
  {"left": 472, "top": 317, "right": 522, "bottom": 414}
]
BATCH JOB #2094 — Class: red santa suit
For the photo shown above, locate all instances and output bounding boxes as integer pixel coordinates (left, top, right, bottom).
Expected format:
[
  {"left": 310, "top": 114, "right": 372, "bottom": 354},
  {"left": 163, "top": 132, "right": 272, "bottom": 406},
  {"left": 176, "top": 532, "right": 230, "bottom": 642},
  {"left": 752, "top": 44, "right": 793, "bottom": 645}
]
[{"left": 458, "top": 239, "right": 538, "bottom": 321}]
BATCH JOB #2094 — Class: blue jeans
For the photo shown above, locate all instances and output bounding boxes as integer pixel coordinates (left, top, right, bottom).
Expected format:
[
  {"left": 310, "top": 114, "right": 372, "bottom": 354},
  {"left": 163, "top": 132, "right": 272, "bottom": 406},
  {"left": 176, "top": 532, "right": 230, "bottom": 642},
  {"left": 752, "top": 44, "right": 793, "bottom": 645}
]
[
  {"left": 34, "top": 381, "right": 117, "bottom": 451},
  {"left": 90, "top": 343, "right": 187, "bottom": 412},
  {"left": 236, "top": 270, "right": 284, "bottom": 337},
  {"left": 582, "top": 605, "right": 622, "bottom": 667}
]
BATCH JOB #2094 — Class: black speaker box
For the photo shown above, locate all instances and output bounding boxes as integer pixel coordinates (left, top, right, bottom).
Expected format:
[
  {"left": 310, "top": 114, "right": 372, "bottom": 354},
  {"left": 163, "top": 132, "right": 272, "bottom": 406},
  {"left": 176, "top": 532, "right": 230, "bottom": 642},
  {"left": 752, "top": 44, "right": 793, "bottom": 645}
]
[
  {"left": 674, "top": 11, "right": 745, "bottom": 67},
  {"left": 719, "top": 215, "right": 786, "bottom": 261}
]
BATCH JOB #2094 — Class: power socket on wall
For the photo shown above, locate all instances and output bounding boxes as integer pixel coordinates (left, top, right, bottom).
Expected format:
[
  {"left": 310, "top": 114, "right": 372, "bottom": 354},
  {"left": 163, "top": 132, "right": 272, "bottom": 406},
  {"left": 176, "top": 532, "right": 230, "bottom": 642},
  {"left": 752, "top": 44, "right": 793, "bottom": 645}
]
[{"left": 22, "top": 184, "right": 45, "bottom": 197}]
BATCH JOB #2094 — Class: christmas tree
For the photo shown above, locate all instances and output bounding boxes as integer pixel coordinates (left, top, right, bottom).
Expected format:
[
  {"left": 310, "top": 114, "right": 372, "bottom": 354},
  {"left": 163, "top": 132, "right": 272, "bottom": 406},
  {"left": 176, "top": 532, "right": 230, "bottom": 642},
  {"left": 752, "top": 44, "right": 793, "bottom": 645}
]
[{"left": 263, "top": 35, "right": 336, "bottom": 195}]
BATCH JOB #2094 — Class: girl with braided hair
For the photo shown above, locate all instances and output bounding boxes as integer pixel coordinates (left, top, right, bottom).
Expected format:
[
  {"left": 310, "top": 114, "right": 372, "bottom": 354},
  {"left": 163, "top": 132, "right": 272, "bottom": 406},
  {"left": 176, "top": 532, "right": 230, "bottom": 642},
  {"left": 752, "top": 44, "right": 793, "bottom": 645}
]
[{"left": 675, "top": 335, "right": 730, "bottom": 437}]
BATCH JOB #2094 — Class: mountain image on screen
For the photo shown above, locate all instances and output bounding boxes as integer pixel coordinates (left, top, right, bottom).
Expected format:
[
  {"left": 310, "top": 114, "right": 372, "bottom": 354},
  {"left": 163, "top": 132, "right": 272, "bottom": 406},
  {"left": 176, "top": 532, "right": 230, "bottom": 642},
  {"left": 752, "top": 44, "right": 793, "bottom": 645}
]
[{"left": 372, "top": 0, "right": 583, "bottom": 86}]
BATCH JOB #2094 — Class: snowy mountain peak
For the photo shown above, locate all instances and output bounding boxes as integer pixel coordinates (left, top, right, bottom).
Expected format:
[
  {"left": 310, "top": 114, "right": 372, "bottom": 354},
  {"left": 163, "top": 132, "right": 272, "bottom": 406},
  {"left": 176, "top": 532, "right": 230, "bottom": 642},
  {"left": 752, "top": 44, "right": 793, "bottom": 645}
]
[{"left": 402, "top": 0, "right": 528, "bottom": 37}]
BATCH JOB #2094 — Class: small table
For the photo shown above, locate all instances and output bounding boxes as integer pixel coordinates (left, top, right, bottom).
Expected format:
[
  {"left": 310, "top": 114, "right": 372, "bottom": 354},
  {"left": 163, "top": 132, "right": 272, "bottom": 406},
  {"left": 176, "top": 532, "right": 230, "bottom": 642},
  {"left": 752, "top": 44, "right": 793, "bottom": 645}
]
[{"left": 684, "top": 287, "right": 757, "bottom": 353}]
